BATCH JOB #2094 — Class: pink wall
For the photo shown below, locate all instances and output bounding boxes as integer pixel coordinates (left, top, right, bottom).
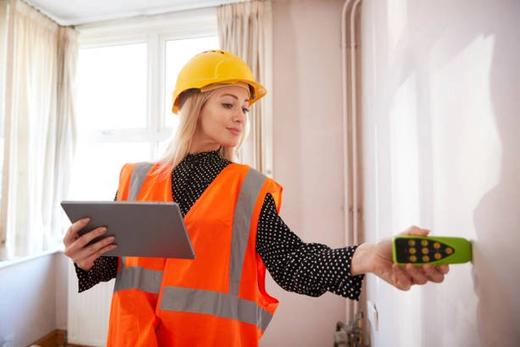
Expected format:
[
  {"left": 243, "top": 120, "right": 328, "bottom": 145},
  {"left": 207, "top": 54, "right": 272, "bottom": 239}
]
[{"left": 264, "top": 0, "right": 349, "bottom": 346}]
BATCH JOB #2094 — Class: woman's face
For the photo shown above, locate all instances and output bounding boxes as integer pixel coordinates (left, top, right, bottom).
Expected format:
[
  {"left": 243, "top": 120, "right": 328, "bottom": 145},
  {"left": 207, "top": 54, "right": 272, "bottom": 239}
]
[{"left": 191, "top": 85, "right": 250, "bottom": 152}]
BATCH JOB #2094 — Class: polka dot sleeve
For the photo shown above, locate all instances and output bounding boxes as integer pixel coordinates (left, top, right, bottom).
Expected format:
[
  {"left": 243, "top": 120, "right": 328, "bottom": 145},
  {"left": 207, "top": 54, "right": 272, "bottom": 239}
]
[
  {"left": 75, "top": 190, "right": 118, "bottom": 292},
  {"left": 257, "top": 194, "right": 364, "bottom": 300},
  {"left": 75, "top": 257, "right": 117, "bottom": 292},
  {"left": 74, "top": 150, "right": 365, "bottom": 300}
]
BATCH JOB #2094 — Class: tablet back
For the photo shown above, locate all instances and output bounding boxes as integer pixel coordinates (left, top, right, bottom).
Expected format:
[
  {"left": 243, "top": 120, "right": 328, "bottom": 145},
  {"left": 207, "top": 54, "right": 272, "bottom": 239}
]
[{"left": 61, "top": 201, "right": 195, "bottom": 259}]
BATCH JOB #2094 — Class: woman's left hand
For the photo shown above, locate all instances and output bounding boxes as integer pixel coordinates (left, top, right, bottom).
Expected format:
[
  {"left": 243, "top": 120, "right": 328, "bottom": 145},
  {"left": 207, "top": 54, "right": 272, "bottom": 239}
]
[{"left": 351, "top": 226, "right": 450, "bottom": 290}]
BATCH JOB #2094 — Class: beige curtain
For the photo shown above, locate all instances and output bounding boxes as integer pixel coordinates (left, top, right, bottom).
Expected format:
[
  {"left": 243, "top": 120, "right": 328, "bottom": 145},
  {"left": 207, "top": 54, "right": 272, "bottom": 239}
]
[
  {"left": 0, "top": 1, "right": 9, "bottom": 259},
  {"left": 217, "top": 0, "right": 274, "bottom": 176},
  {"left": 0, "top": 0, "right": 78, "bottom": 257}
]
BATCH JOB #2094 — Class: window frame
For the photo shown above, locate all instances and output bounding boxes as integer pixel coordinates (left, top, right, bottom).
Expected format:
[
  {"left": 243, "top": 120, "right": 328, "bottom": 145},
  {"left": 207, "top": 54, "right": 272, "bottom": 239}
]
[{"left": 76, "top": 7, "right": 219, "bottom": 158}]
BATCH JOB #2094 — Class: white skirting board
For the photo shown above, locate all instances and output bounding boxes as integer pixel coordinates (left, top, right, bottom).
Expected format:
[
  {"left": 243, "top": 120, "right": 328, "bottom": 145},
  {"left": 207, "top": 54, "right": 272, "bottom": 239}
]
[{"left": 67, "top": 261, "right": 114, "bottom": 346}]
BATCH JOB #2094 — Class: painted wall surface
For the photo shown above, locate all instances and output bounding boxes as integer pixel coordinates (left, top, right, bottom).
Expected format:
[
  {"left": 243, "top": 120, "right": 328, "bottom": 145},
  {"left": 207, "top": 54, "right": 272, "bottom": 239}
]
[
  {"left": 265, "top": 0, "right": 348, "bottom": 346},
  {"left": 361, "top": 0, "right": 520, "bottom": 346},
  {"left": 55, "top": 253, "right": 68, "bottom": 330},
  {"left": 67, "top": 256, "right": 113, "bottom": 346},
  {"left": 0, "top": 252, "right": 67, "bottom": 347}
]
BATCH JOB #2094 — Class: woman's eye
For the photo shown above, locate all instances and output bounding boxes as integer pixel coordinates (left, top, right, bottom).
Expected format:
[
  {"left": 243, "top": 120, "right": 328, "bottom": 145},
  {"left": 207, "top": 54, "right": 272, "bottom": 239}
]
[
  {"left": 242, "top": 107, "right": 250, "bottom": 114},
  {"left": 222, "top": 103, "right": 233, "bottom": 109}
]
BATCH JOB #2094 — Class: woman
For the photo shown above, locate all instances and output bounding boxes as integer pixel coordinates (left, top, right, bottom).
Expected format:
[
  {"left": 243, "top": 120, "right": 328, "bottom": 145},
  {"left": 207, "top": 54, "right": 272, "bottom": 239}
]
[{"left": 63, "top": 50, "right": 449, "bottom": 346}]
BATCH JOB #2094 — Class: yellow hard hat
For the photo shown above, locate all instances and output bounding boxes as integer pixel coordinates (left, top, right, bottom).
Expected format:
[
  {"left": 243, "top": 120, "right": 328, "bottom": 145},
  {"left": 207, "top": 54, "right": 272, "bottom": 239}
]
[{"left": 171, "top": 50, "right": 266, "bottom": 113}]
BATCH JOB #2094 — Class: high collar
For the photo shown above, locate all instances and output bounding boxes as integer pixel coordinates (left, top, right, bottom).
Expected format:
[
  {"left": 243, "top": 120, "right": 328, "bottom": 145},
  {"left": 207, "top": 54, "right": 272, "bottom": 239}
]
[{"left": 182, "top": 149, "right": 223, "bottom": 166}]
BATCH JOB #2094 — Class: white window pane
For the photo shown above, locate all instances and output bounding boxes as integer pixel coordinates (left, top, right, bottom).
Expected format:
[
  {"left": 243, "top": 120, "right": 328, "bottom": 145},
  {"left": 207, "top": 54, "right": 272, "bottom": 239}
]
[
  {"left": 164, "top": 36, "right": 219, "bottom": 127},
  {"left": 157, "top": 132, "right": 175, "bottom": 159},
  {"left": 68, "top": 143, "right": 151, "bottom": 201},
  {"left": 77, "top": 43, "right": 148, "bottom": 131}
]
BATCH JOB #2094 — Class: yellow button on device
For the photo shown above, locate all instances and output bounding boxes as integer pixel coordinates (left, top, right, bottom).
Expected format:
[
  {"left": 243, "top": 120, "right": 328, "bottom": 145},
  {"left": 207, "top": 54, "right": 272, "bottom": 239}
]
[
  {"left": 409, "top": 255, "right": 417, "bottom": 262},
  {"left": 433, "top": 242, "right": 441, "bottom": 249},
  {"left": 422, "top": 255, "right": 430, "bottom": 262},
  {"left": 434, "top": 253, "right": 442, "bottom": 260},
  {"left": 421, "top": 240, "right": 428, "bottom": 246},
  {"left": 445, "top": 248, "right": 453, "bottom": 255},
  {"left": 421, "top": 248, "right": 429, "bottom": 254},
  {"left": 409, "top": 248, "right": 417, "bottom": 254},
  {"left": 408, "top": 240, "right": 416, "bottom": 246}
]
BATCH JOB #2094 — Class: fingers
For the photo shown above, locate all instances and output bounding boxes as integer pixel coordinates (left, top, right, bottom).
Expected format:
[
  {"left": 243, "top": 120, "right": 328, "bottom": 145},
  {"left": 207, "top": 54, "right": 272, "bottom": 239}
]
[
  {"left": 391, "top": 264, "right": 412, "bottom": 290},
  {"left": 424, "top": 264, "right": 451, "bottom": 282},
  {"left": 370, "top": 260, "right": 411, "bottom": 291},
  {"left": 436, "top": 264, "right": 450, "bottom": 274},
  {"left": 402, "top": 225, "right": 430, "bottom": 237},
  {"left": 67, "top": 226, "right": 108, "bottom": 256},
  {"left": 63, "top": 218, "right": 90, "bottom": 245},
  {"left": 421, "top": 265, "right": 445, "bottom": 283},
  {"left": 76, "top": 242, "right": 117, "bottom": 270},
  {"left": 405, "top": 264, "right": 428, "bottom": 285},
  {"left": 64, "top": 225, "right": 117, "bottom": 269},
  {"left": 398, "top": 263, "right": 448, "bottom": 287},
  {"left": 391, "top": 262, "right": 449, "bottom": 291},
  {"left": 74, "top": 235, "right": 116, "bottom": 263}
]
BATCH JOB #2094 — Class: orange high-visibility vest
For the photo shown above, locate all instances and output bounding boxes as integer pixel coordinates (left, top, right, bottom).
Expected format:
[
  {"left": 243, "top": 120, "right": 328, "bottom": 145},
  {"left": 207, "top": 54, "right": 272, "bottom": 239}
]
[{"left": 107, "top": 161, "right": 282, "bottom": 347}]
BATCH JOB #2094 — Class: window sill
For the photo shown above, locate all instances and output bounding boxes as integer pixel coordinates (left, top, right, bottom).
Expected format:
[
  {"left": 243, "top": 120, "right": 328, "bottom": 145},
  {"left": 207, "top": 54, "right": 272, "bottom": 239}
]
[{"left": 0, "top": 248, "right": 62, "bottom": 270}]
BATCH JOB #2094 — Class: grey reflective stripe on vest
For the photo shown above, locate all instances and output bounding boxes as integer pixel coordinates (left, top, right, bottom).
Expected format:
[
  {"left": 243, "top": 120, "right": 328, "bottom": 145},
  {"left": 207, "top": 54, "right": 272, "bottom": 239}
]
[
  {"left": 160, "top": 168, "right": 272, "bottom": 331},
  {"left": 230, "top": 169, "right": 266, "bottom": 295},
  {"left": 115, "top": 262, "right": 163, "bottom": 293},
  {"left": 114, "top": 162, "right": 163, "bottom": 294},
  {"left": 128, "top": 162, "right": 154, "bottom": 201},
  {"left": 160, "top": 286, "right": 273, "bottom": 332}
]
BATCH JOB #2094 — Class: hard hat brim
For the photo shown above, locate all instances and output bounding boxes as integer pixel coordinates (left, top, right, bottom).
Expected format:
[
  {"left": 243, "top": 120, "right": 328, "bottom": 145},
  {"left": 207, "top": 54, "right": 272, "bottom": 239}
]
[{"left": 172, "top": 79, "right": 266, "bottom": 114}]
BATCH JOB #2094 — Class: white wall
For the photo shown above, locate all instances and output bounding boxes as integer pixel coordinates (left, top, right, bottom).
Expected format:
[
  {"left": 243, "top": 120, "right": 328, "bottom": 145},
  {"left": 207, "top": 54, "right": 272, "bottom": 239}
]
[
  {"left": 361, "top": 0, "right": 520, "bottom": 346},
  {"left": 67, "top": 262, "right": 113, "bottom": 346},
  {"left": 265, "top": 0, "right": 348, "bottom": 346},
  {"left": 55, "top": 253, "right": 68, "bottom": 331},
  {"left": 0, "top": 252, "right": 67, "bottom": 347}
]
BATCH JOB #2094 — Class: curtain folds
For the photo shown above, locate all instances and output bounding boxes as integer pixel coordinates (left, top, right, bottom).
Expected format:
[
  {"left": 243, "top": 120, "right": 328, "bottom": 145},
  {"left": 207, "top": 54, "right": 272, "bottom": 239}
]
[
  {"left": 0, "top": 0, "right": 78, "bottom": 257},
  {"left": 217, "top": 0, "right": 274, "bottom": 176}
]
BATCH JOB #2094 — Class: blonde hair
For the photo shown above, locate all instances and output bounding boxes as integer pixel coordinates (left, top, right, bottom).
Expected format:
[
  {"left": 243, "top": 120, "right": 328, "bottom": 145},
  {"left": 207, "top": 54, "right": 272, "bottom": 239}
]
[{"left": 158, "top": 88, "right": 250, "bottom": 173}]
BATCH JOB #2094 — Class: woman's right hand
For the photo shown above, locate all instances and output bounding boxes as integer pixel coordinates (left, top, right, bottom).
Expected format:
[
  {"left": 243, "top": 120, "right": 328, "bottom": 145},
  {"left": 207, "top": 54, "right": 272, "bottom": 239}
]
[
  {"left": 63, "top": 217, "right": 117, "bottom": 271},
  {"left": 351, "top": 226, "right": 449, "bottom": 290}
]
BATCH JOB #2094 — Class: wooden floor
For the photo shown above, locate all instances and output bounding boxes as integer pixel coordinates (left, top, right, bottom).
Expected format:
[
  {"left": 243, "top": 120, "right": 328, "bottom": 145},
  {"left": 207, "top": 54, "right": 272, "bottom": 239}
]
[{"left": 29, "top": 330, "right": 93, "bottom": 347}]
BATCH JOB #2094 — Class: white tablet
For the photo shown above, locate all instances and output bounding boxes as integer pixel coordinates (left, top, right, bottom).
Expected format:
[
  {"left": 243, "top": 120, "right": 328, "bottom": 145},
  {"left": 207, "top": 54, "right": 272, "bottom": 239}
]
[{"left": 61, "top": 201, "right": 195, "bottom": 259}]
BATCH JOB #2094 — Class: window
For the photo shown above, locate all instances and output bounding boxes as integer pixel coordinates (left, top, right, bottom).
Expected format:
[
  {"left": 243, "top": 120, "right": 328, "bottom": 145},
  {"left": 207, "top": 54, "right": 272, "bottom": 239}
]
[
  {"left": 69, "top": 22, "right": 218, "bottom": 200},
  {"left": 163, "top": 36, "right": 220, "bottom": 130},
  {"left": 71, "top": 42, "right": 151, "bottom": 200}
]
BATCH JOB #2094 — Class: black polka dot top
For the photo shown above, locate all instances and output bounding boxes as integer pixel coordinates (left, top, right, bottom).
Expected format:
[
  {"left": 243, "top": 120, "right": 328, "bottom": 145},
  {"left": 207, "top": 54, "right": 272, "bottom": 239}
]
[{"left": 75, "top": 150, "right": 364, "bottom": 300}]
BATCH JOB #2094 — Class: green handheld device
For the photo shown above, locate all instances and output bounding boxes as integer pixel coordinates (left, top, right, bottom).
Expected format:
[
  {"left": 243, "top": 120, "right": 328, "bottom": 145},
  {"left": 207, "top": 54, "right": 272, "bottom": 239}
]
[{"left": 392, "top": 236, "right": 472, "bottom": 265}]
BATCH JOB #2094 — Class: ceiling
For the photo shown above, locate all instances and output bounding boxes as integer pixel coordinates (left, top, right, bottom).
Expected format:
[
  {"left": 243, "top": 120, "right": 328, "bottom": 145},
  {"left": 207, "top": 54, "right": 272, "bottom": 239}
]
[{"left": 25, "top": 0, "right": 243, "bottom": 26}]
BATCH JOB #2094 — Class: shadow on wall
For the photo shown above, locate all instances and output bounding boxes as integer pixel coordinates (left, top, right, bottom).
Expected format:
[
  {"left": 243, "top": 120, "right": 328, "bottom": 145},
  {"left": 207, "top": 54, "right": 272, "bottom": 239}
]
[
  {"left": 387, "top": 0, "right": 520, "bottom": 345},
  {"left": 472, "top": 1, "right": 520, "bottom": 345}
]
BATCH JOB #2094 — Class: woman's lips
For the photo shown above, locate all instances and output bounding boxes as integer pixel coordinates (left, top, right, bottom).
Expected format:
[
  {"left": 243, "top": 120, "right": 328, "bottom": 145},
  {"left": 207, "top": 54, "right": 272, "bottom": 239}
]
[{"left": 227, "top": 128, "right": 241, "bottom": 136}]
